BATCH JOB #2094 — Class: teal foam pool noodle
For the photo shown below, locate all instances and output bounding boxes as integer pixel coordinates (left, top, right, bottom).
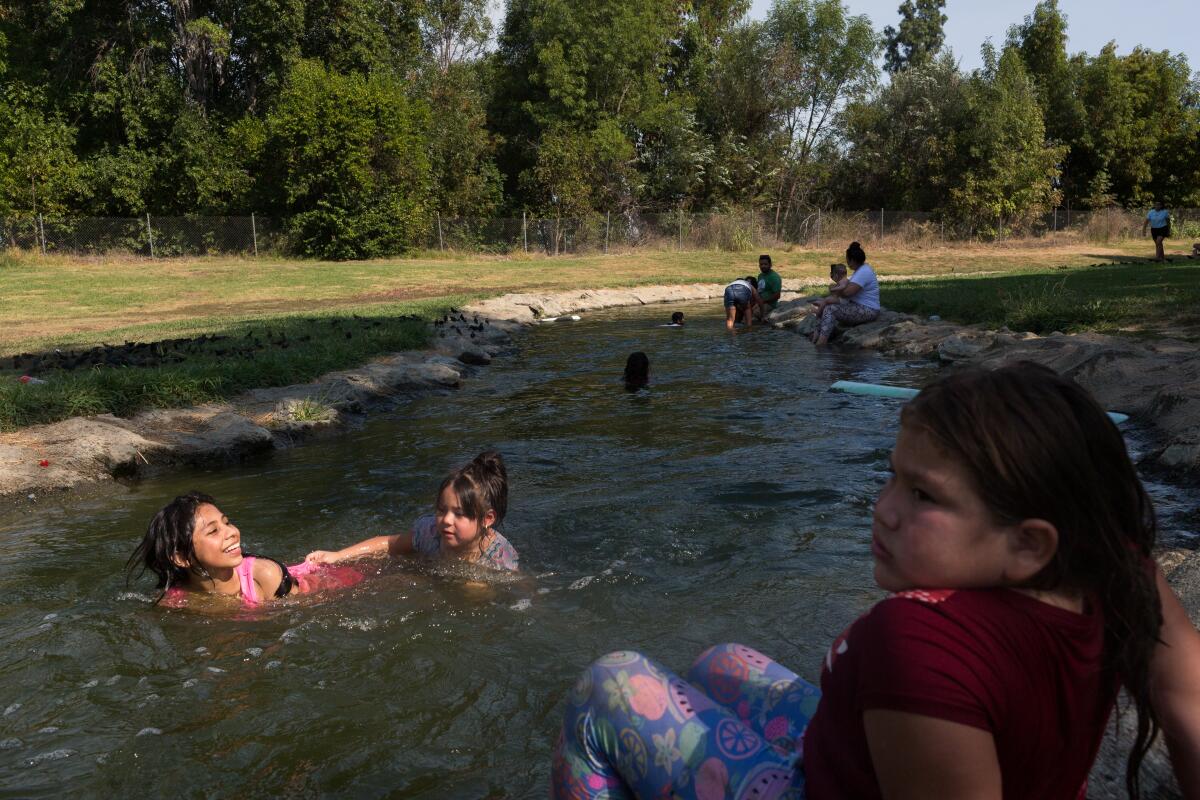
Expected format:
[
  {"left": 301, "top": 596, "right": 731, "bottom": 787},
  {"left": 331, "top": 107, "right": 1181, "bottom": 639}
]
[{"left": 829, "top": 381, "right": 1130, "bottom": 425}]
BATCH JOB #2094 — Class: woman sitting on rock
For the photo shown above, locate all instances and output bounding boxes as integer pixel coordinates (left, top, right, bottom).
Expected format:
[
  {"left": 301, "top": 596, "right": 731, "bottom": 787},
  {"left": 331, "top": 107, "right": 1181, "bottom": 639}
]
[{"left": 810, "top": 242, "right": 880, "bottom": 345}]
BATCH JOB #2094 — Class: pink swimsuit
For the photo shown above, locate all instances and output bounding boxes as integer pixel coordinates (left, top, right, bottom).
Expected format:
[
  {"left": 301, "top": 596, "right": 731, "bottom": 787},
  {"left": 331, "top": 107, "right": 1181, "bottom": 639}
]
[{"left": 161, "top": 556, "right": 363, "bottom": 607}]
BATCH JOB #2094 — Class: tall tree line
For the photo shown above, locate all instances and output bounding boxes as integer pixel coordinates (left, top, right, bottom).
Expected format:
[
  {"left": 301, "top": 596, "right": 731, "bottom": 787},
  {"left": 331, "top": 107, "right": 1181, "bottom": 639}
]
[{"left": 0, "top": 0, "right": 1196, "bottom": 256}]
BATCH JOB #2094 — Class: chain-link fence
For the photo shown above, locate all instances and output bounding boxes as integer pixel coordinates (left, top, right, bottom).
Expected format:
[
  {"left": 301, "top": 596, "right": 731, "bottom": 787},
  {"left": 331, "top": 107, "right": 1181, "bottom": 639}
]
[
  {"left": 1, "top": 215, "right": 284, "bottom": 257},
  {"left": 5, "top": 208, "right": 1198, "bottom": 258}
]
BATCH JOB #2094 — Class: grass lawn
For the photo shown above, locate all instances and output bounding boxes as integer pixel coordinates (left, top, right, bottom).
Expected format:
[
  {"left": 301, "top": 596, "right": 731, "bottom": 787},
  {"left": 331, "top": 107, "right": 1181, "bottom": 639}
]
[{"left": 0, "top": 238, "right": 1189, "bottom": 431}]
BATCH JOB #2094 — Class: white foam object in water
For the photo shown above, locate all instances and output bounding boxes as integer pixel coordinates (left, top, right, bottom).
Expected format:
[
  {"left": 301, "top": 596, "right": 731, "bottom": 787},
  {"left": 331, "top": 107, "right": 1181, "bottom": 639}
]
[
  {"left": 539, "top": 317, "right": 559, "bottom": 323},
  {"left": 829, "top": 381, "right": 1130, "bottom": 424}
]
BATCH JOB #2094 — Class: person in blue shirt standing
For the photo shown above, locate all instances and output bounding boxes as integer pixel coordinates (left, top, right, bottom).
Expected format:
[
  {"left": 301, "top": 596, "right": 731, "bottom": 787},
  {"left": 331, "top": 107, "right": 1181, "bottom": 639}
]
[{"left": 1142, "top": 201, "right": 1171, "bottom": 263}]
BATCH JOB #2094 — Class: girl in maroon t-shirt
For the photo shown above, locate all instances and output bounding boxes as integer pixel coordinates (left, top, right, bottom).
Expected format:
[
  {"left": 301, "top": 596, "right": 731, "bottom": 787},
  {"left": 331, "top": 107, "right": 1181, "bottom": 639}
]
[{"left": 553, "top": 362, "right": 1200, "bottom": 800}]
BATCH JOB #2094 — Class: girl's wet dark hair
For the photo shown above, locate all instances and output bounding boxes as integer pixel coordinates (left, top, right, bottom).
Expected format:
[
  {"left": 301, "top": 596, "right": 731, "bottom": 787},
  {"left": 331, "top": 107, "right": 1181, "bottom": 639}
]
[
  {"left": 846, "top": 241, "right": 866, "bottom": 266},
  {"left": 126, "top": 491, "right": 216, "bottom": 601},
  {"left": 438, "top": 451, "right": 509, "bottom": 527},
  {"left": 902, "top": 362, "right": 1161, "bottom": 798},
  {"left": 623, "top": 351, "right": 650, "bottom": 389}
]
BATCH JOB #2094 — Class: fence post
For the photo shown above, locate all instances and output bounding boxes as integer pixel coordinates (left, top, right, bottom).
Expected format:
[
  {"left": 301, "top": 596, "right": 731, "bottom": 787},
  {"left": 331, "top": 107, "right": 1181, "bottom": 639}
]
[
  {"left": 522, "top": 211, "right": 528, "bottom": 253},
  {"left": 38, "top": 213, "right": 46, "bottom": 255},
  {"left": 1053, "top": 207, "right": 1058, "bottom": 233},
  {"left": 251, "top": 213, "right": 259, "bottom": 257},
  {"left": 436, "top": 212, "right": 444, "bottom": 251},
  {"left": 146, "top": 212, "right": 155, "bottom": 258},
  {"left": 880, "top": 208, "right": 885, "bottom": 242},
  {"left": 605, "top": 211, "right": 610, "bottom": 255}
]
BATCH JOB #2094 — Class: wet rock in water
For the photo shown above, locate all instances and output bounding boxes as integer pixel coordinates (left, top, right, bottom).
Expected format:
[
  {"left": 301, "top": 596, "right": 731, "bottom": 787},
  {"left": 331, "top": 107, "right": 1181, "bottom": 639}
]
[{"left": 457, "top": 348, "right": 492, "bottom": 366}]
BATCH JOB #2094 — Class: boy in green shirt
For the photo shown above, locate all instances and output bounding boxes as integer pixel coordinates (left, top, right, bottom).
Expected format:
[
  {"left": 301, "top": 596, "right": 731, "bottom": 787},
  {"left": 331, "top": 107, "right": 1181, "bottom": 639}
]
[{"left": 755, "top": 254, "right": 782, "bottom": 321}]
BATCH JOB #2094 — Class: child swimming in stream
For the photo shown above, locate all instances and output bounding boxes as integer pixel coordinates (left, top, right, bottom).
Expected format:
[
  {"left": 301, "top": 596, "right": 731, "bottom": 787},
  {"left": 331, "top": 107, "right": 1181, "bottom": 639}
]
[
  {"left": 306, "top": 451, "right": 518, "bottom": 573},
  {"left": 552, "top": 362, "right": 1200, "bottom": 799},
  {"left": 127, "top": 491, "right": 363, "bottom": 607}
]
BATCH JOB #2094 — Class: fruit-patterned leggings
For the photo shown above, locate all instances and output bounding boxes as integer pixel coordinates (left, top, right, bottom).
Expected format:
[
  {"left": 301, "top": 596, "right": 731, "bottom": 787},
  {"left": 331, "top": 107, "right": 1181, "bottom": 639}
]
[
  {"left": 817, "top": 302, "right": 879, "bottom": 340},
  {"left": 552, "top": 643, "right": 820, "bottom": 800}
]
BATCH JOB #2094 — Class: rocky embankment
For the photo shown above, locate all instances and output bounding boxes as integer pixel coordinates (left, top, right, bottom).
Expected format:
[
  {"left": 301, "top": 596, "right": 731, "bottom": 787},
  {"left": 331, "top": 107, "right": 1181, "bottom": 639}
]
[{"left": 769, "top": 298, "right": 1200, "bottom": 473}]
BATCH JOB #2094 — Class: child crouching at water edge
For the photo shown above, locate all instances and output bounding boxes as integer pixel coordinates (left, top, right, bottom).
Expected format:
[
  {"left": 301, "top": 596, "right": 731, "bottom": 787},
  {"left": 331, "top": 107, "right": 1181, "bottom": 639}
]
[
  {"left": 552, "top": 362, "right": 1200, "bottom": 800},
  {"left": 306, "top": 451, "right": 518, "bottom": 572},
  {"left": 127, "top": 492, "right": 363, "bottom": 607}
]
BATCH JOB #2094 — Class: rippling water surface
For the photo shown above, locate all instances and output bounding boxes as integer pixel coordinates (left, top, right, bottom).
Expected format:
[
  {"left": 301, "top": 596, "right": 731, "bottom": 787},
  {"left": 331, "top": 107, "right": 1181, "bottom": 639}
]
[{"left": 0, "top": 302, "right": 1194, "bottom": 796}]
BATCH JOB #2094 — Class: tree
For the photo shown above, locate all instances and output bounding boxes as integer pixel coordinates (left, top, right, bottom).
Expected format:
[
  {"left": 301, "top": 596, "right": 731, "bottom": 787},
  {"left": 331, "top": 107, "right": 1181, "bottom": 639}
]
[
  {"left": 0, "top": 83, "right": 81, "bottom": 218},
  {"left": 837, "top": 54, "right": 966, "bottom": 210},
  {"left": 416, "top": 0, "right": 502, "bottom": 218},
  {"left": 947, "top": 45, "right": 1064, "bottom": 235},
  {"left": 882, "top": 0, "right": 947, "bottom": 75},
  {"left": 257, "top": 60, "right": 433, "bottom": 258},
  {"left": 765, "top": 0, "right": 878, "bottom": 225},
  {"left": 491, "top": 0, "right": 700, "bottom": 211}
]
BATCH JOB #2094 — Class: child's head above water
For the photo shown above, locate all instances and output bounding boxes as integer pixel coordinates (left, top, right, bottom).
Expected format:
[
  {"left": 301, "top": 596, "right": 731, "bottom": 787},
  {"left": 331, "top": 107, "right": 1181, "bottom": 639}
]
[
  {"left": 623, "top": 351, "right": 650, "bottom": 388},
  {"left": 670, "top": 312, "right": 684, "bottom": 325},
  {"left": 127, "top": 491, "right": 239, "bottom": 594},
  {"left": 435, "top": 451, "right": 509, "bottom": 553}
]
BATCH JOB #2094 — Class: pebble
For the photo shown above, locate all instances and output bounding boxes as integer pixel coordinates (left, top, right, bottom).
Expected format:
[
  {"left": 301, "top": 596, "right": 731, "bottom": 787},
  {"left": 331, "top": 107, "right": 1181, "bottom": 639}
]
[
  {"left": 206, "top": 667, "right": 226, "bottom": 674},
  {"left": 245, "top": 647, "right": 263, "bottom": 658},
  {"left": 0, "top": 738, "right": 22, "bottom": 749},
  {"left": 37, "top": 727, "right": 59, "bottom": 734},
  {"left": 136, "top": 728, "right": 162, "bottom": 737},
  {"left": 4, "top": 703, "right": 20, "bottom": 716}
]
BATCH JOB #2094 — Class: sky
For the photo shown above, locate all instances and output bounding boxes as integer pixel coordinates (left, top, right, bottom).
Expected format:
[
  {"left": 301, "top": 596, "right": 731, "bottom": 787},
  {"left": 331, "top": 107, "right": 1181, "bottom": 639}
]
[{"left": 747, "top": 0, "right": 1200, "bottom": 71}]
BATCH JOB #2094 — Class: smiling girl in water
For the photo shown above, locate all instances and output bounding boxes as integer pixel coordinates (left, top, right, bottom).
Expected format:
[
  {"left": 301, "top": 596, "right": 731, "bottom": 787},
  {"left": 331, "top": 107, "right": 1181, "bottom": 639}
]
[
  {"left": 306, "top": 451, "right": 518, "bottom": 572},
  {"left": 127, "top": 492, "right": 362, "bottom": 607},
  {"left": 553, "top": 362, "right": 1200, "bottom": 799}
]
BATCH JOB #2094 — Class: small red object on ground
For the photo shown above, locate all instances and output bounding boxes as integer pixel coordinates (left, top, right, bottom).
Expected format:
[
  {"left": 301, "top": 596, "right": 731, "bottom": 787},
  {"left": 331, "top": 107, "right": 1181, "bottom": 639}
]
[{"left": 38, "top": 459, "right": 49, "bottom": 468}]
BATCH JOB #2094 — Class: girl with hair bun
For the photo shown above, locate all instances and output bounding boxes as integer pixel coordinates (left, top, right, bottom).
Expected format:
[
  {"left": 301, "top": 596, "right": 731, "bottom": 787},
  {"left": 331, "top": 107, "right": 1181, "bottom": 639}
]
[{"left": 307, "top": 451, "right": 518, "bottom": 572}]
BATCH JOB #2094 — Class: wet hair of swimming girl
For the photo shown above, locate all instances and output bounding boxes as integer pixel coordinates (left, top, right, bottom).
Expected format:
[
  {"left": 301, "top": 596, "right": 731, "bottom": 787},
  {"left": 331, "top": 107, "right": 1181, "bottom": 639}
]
[
  {"left": 440, "top": 450, "right": 509, "bottom": 536},
  {"left": 126, "top": 491, "right": 217, "bottom": 600},
  {"left": 127, "top": 491, "right": 300, "bottom": 605},
  {"left": 623, "top": 351, "right": 649, "bottom": 390}
]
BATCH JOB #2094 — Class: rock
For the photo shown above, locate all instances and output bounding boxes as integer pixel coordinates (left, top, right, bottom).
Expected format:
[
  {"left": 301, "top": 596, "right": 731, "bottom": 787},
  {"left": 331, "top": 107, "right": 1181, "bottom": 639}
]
[
  {"left": 767, "top": 297, "right": 820, "bottom": 328},
  {"left": 1087, "top": 551, "right": 1200, "bottom": 799},
  {"left": 457, "top": 348, "right": 492, "bottom": 366},
  {"left": 936, "top": 331, "right": 1001, "bottom": 362},
  {"left": 164, "top": 412, "right": 274, "bottom": 463}
]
